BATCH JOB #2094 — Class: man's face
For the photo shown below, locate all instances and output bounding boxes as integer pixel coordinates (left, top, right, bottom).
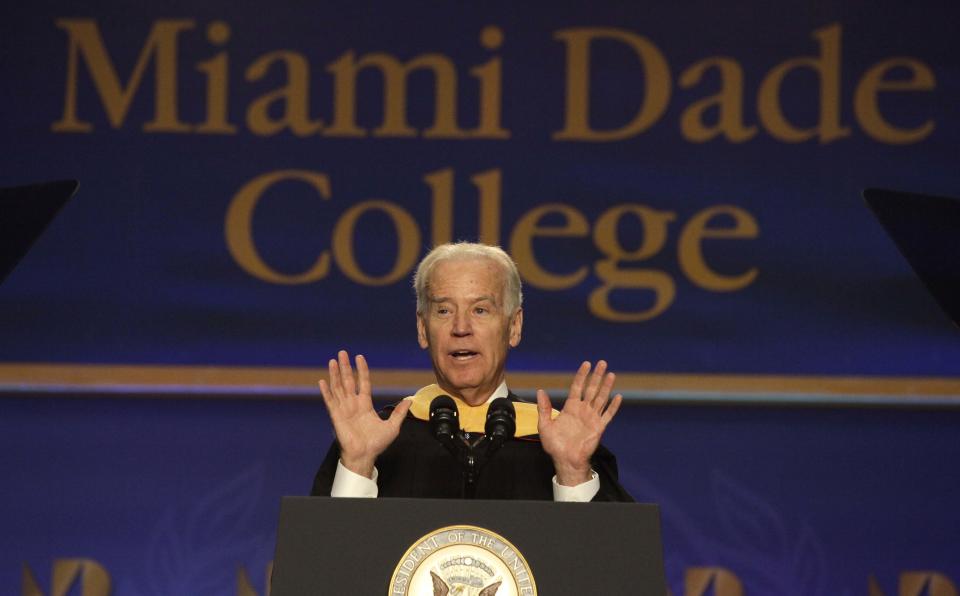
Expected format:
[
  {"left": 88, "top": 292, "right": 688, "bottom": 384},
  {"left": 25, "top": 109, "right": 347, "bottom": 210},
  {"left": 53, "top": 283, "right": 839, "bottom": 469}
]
[{"left": 417, "top": 258, "right": 523, "bottom": 406}]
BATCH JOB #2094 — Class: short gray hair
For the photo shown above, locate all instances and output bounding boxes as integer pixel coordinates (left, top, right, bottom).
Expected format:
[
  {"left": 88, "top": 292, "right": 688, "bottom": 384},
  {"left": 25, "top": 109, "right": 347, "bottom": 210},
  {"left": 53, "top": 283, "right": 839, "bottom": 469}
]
[{"left": 414, "top": 242, "right": 523, "bottom": 315}]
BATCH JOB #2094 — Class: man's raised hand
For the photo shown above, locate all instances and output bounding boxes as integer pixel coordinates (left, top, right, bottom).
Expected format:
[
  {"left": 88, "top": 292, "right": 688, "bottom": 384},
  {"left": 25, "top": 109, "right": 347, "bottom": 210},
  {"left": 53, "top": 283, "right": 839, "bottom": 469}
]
[
  {"left": 536, "top": 360, "right": 623, "bottom": 487},
  {"left": 317, "top": 350, "right": 411, "bottom": 478}
]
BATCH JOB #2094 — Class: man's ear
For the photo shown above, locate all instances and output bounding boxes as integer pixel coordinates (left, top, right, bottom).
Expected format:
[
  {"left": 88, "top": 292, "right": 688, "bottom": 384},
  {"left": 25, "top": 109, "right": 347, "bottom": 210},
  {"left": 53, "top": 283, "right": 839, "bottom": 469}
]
[
  {"left": 417, "top": 314, "right": 429, "bottom": 349},
  {"left": 508, "top": 307, "right": 523, "bottom": 347}
]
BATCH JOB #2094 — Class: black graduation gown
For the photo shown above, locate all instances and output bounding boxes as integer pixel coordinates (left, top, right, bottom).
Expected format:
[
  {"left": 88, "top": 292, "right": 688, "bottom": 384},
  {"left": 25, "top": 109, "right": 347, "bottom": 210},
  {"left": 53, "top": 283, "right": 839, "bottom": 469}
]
[{"left": 311, "top": 395, "right": 633, "bottom": 502}]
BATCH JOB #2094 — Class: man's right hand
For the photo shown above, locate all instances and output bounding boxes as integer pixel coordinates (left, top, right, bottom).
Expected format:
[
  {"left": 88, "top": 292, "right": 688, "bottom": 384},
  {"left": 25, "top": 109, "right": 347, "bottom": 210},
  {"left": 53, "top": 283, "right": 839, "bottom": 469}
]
[{"left": 318, "top": 350, "right": 411, "bottom": 479}]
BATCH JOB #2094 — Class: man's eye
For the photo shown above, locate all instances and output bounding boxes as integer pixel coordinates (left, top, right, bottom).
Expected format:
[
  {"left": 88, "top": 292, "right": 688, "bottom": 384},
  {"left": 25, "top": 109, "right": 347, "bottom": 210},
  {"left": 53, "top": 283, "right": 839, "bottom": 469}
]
[
  {"left": 436, "top": 307, "right": 450, "bottom": 315},
  {"left": 475, "top": 307, "right": 488, "bottom": 315}
]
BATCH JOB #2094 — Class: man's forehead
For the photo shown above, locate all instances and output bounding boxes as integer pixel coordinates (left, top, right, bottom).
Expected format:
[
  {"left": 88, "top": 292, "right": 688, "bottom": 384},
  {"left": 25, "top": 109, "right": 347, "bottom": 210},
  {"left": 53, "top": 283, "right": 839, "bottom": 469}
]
[
  {"left": 428, "top": 292, "right": 499, "bottom": 304},
  {"left": 428, "top": 260, "right": 506, "bottom": 295}
]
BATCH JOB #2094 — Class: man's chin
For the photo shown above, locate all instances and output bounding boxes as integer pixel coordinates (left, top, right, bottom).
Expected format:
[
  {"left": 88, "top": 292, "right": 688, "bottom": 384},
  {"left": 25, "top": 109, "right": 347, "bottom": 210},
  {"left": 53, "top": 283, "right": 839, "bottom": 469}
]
[
  {"left": 437, "top": 375, "right": 489, "bottom": 399},
  {"left": 442, "top": 379, "right": 482, "bottom": 394}
]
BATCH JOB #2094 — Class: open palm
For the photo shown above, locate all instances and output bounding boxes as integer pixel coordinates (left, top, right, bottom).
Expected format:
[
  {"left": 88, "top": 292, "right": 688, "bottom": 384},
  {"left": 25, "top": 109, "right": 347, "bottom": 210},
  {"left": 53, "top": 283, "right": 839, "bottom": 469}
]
[
  {"left": 318, "top": 350, "right": 410, "bottom": 478},
  {"left": 537, "top": 360, "right": 622, "bottom": 486}
]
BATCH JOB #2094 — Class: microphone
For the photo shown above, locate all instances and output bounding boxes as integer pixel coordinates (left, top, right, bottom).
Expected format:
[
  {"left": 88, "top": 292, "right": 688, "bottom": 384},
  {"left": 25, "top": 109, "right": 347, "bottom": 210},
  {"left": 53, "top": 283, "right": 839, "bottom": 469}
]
[
  {"left": 429, "top": 395, "right": 460, "bottom": 456},
  {"left": 484, "top": 397, "right": 516, "bottom": 456}
]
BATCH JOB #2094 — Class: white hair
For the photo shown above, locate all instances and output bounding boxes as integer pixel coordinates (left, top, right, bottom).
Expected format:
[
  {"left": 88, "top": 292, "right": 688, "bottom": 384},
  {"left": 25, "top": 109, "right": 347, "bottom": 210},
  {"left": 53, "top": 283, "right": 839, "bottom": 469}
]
[{"left": 413, "top": 242, "right": 523, "bottom": 315}]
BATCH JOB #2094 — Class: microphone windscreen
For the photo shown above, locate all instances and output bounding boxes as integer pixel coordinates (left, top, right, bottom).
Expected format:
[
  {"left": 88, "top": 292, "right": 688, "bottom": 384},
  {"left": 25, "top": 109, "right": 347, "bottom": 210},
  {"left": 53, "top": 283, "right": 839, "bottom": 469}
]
[
  {"left": 485, "top": 397, "right": 516, "bottom": 439},
  {"left": 429, "top": 394, "right": 457, "bottom": 418},
  {"left": 487, "top": 397, "right": 515, "bottom": 420},
  {"left": 429, "top": 395, "right": 459, "bottom": 441}
]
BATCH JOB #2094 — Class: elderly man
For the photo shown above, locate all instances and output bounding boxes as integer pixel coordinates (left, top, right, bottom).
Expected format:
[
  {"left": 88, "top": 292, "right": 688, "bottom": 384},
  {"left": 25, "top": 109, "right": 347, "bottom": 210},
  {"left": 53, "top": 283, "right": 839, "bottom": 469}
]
[{"left": 311, "top": 242, "right": 632, "bottom": 501}]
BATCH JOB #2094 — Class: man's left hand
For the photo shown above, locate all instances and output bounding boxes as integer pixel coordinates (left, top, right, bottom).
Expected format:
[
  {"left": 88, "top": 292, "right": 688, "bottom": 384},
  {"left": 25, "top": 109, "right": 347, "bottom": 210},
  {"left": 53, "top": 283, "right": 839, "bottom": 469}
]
[{"left": 536, "top": 360, "right": 623, "bottom": 486}]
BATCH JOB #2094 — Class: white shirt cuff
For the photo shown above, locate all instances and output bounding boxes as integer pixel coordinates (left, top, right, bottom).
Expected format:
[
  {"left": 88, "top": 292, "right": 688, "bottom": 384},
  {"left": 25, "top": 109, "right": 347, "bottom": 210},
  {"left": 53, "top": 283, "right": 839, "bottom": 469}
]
[
  {"left": 552, "top": 470, "right": 600, "bottom": 502},
  {"left": 330, "top": 459, "right": 379, "bottom": 498}
]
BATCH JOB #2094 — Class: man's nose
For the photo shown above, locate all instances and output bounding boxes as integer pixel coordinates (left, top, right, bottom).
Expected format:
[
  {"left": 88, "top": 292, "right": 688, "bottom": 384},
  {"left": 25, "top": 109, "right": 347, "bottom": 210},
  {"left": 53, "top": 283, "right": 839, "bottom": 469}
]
[{"left": 451, "top": 311, "right": 472, "bottom": 336}]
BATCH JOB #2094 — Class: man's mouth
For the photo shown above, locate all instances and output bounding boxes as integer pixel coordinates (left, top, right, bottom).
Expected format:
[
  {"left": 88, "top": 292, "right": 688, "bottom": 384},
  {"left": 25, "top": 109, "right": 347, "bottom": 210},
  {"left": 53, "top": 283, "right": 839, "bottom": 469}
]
[{"left": 449, "top": 350, "right": 479, "bottom": 361}]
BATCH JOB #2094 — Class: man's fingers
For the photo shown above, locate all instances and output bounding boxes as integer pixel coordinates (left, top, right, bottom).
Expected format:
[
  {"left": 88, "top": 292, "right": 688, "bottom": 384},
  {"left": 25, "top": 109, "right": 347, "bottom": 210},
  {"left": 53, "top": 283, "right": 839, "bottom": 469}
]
[
  {"left": 584, "top": 360, "right": 607, "bottom": 403},
  {"left": 327, "top": 358, "right": 344, "bottom": 397},
  {"left": 591, "top": 372, "right": 615, "bottom": 412},
  {"left": 388, "top": 399, "right": 412, "bottom": 429},
  {"left": 601, "top": 394, "right": 623, "bottom": 426},
  {"left": 568, "top": 361, "right": 590, "bottom": 401},
  {"left": 338, "top": 350, "right": 357, "bottom": 394},
  {"left": 318, "top": 379, "right": 336, "bottom": 407},
  {"left": 536, "top": 390, "right": 553, "bottom": 427},
  {"left": 356, "top": 354, "right": 372, "bottom": 397}
]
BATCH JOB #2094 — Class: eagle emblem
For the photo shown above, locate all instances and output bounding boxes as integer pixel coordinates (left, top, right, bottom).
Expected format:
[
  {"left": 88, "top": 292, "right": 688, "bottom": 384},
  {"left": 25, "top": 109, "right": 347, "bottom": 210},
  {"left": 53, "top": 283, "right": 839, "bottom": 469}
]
[{"left": 430, "top": 571, "right": 502, "bottom": 596}]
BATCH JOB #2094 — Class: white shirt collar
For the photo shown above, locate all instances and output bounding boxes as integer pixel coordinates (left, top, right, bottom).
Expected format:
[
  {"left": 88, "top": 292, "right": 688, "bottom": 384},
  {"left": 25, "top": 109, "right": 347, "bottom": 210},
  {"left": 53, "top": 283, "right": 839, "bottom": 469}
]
[{"left": 485, "top": 380, "right": 509, "bottom": 404}]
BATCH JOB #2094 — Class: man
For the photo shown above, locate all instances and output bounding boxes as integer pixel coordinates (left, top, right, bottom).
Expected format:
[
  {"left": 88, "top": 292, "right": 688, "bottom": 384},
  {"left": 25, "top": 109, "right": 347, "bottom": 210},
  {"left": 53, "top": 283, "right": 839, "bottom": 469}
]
[{"left": 311, "top": 242, "right": 632, "bottom": 501}]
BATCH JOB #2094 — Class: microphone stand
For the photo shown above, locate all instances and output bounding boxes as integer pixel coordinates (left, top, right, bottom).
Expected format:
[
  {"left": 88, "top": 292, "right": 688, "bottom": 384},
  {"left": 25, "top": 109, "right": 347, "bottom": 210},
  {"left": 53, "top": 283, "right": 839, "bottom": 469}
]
[
  {"left": 430, "top": 395, "right": 515, "bottom": 499},
  {"left": 456, "top": 432, "right": 493, "bottom": 499}
]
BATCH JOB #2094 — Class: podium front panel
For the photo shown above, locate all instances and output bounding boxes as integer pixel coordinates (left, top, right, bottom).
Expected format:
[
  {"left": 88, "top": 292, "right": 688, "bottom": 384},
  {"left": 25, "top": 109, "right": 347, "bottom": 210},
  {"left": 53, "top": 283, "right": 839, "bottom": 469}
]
[{"left": 272, "top": 496, "right": 666, "bottom": 595}]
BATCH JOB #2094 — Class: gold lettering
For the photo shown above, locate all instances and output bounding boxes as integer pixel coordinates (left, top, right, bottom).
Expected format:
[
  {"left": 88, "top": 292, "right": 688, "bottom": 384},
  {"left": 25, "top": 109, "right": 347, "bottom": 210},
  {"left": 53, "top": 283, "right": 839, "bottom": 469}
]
[
  {"left": 237, "top": 562, "right": 273, "bottom": 596},
  {"left": 854, "top": 58, "right": 935, "bottom": 144},
  {"left": 326, "top": 51, "right": 464, "bottom": 138},
  {"left": 470, "top": 26, "right": 510, "bottom": 138},
  {"left": 679, "top": 58, "right": 757, "bottom": 143},
  {"left": 684, "top": 567, "right": 743, "bottom": 596},
  {"left": 509, "top": 204, "right": 589, "bottom": 289},
  {"left": 424, "top": 168, "right": 454, "bottom": 247},
  {"left": 21, "top": 564, "right": 42, "bottom": 596},
  {"left": 245, "top": 51, "right": 323, "bottom": 136},
  {"left": 237, "top": 567, "right": 257, "bottom": 596},
  {"left": 553, "top": 27, "right": 671, "bottom": 142},
  {"left": 21, "top": 559, "right": 112, "bottom": 596},
  {"left": 423, "top": 168, "right": 501, "bottom": 246},
  {"left": 589, "top": 204, "right": 676, "bottom": 322},
  {"left": 471, "top": 168, "right": 502, "bottom": 245},
  {"left": 331, "top": 200, "right": 421, "bottom": 285},
  {"left": 195, "top": 21, "right": 237, "bottom": 134},
  {"left": 52, "top": 19, "right": 193, "bottom": 133},
  {"left": 757, "top": 23, "right": 850, "bottom": 143},
  {"left": 678, "top": 205, "right": 758, "bottom": 291},
  {"left": 324, "top": 51, "right": 365, "bottom": 138},
  {"left": 870, "top": 571, "right": 960, "bottom": 596},
  {"left": 225, "top": 170, "right": 332, "bottom": 284},
  {"left": 54, "top": 559, "right": 110, "bottom": 596},
  {"left": 869, "top": 574, "right": 885, "bottom": 596},
  {"left": 900, "top": 571, "right": 958, "bottom": 596}
]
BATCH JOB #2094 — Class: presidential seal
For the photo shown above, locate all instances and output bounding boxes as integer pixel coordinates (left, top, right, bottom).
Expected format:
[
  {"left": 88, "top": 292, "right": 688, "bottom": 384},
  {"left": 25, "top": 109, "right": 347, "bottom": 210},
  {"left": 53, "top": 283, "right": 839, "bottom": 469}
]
[{"left": 389, "top": 525, "right": 537, "bottom": 596}]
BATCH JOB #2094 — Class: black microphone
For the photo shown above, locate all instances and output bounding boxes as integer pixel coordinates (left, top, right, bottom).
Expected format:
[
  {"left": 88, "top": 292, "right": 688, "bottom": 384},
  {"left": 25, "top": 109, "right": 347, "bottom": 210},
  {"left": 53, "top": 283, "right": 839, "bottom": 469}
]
[
  {"left": 484, "top": 397, "right": 516, "bottom": 456},
  {"left": 429, "top": 395, "right": 460, "bottom": 456}
]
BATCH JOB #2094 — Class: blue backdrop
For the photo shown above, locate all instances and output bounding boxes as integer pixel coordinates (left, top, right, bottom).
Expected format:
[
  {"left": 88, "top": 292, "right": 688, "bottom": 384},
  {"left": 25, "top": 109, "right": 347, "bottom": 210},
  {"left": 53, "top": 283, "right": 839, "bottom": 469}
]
[
  {"left": 5, "top": 396, "right": 959, "bottom": 595},
  {"left": 2, "top": 0, "right": 958, "bottom": 391},
  {"left": 2, "top": 0, "right": 959, "bottom": 594}
]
